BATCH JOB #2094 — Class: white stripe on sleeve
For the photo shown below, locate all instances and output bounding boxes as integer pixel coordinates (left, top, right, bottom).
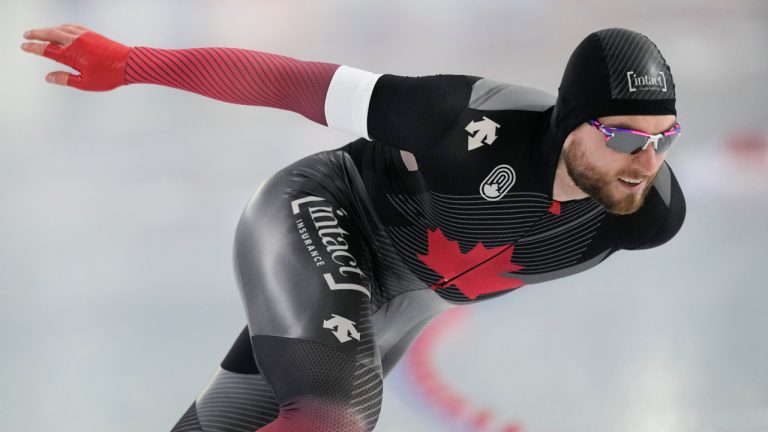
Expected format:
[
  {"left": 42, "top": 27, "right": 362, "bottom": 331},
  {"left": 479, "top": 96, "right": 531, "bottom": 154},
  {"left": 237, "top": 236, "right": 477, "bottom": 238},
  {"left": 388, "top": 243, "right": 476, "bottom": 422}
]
[{"left": 324, "top": 65, "right": 382, "bottom": 140}]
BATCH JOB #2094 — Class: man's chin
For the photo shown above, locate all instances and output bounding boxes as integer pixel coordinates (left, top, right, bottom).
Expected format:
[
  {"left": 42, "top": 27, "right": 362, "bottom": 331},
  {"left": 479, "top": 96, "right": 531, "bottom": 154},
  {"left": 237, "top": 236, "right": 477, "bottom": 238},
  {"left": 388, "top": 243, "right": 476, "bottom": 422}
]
[
  {"left": 603, "top": 201, "right": 643, "bottom": 215},
  {"left": 593, "top": 185, "right": 650, "bottom": 215}
]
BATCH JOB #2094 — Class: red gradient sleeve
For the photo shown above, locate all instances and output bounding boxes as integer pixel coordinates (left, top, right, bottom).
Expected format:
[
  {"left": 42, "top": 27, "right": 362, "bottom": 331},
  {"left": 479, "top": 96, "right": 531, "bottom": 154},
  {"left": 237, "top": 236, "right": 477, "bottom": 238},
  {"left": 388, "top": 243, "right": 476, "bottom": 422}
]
[{"left": 126, "top": 46, "right": 340, "bottom": 125}]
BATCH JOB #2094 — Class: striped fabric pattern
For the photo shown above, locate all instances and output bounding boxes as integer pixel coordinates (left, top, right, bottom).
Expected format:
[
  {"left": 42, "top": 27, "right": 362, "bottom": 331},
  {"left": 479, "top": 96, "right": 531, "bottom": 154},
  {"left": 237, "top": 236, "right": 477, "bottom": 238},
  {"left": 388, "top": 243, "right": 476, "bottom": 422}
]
[
  {"left": 195, "top": 369, "right": 279, "bottom": 431},
  {"left": 125, "top": 46, "right": 339, "bottom": 125},
  {"left": 384, "top": 192, "right": 606, "bottom": 302},
  {"left": 349, "top": 294, "right": 385, "bottom": 431},
  {"left": 170, "top": 368, "right": 279, "bottom": 432},
  {"left": 597, "top": 28, "right": 675, "bottom": 100}
]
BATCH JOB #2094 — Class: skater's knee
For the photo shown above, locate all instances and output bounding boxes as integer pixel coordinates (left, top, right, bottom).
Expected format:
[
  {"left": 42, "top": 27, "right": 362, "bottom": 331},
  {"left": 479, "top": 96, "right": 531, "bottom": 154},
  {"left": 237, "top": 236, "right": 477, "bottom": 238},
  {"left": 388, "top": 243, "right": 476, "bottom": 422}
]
[{"left": 264, "top": 395, "right": 382, "bottom": 432}]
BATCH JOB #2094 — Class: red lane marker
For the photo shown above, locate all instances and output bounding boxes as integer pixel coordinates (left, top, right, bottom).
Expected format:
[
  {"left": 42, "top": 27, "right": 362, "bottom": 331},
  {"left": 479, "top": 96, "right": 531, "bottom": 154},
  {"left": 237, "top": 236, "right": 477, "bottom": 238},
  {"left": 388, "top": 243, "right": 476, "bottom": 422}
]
[{"left": 405, "top": 307, "right": 527, "bottom": 432}]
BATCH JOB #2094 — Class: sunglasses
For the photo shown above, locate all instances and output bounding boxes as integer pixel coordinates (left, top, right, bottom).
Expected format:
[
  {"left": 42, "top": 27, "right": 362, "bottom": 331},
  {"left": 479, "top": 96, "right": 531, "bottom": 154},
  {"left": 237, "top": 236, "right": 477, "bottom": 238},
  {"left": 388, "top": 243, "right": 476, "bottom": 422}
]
[{"left": 588, "top": 119, "right": 682, "bottom": 154}]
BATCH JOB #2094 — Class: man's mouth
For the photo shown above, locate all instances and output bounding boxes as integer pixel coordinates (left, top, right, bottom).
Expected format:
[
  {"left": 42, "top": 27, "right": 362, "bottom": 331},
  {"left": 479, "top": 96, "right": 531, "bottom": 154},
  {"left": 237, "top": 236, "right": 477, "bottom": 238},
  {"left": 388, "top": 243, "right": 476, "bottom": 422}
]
[
  {"left": 618, "top": 177, "right": 645, "bottom": 191},
  {"left": 619, "top": 177, "right": 642, "bottom": 185}
]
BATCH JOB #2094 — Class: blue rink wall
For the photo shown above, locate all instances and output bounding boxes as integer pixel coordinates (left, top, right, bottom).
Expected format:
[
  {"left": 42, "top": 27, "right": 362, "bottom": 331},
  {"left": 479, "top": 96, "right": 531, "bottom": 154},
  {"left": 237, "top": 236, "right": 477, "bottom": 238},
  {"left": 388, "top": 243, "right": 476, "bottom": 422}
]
[{"left": 1, "top": 1, "right": 767, "bottom": 431}]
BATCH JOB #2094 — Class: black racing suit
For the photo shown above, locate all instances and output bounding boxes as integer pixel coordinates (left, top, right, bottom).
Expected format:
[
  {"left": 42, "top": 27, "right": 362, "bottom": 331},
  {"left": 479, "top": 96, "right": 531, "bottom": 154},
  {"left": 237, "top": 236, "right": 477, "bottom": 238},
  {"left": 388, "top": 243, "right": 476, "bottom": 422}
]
[{"left": 171, "top": 74, "right": 685, "bottom": 432}]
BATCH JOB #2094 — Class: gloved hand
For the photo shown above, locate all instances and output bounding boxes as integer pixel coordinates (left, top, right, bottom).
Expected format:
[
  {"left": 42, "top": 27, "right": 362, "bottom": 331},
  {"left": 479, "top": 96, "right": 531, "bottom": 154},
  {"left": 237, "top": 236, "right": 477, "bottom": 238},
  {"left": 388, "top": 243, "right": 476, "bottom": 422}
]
[{"left": 21, "top": 24, "right": 131, "bottom": 91}]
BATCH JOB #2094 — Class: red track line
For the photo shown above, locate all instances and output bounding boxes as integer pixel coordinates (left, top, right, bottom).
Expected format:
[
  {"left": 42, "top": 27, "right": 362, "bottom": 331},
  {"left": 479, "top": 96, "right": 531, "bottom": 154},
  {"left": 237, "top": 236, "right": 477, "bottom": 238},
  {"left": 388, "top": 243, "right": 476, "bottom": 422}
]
[{"left": 405, "top": 307, "right": 525, "bottom": 432}]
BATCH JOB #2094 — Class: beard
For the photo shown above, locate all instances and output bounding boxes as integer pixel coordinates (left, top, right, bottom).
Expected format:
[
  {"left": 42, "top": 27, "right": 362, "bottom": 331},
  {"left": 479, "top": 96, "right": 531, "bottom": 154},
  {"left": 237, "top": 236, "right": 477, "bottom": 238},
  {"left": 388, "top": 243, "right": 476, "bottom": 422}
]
[{"left": 562, "top": 142, "right": 658, "bottom": 215}]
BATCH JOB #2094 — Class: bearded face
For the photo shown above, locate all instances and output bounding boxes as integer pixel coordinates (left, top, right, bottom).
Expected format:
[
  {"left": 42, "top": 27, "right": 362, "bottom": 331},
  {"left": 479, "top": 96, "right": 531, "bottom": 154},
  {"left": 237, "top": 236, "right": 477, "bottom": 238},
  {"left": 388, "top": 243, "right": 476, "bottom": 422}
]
[
  {"left": 562, "top": 141, "right": 658, "bottom": 214},
  {"left": 560, "top": 115, "right": 675, "bottom": 215}
]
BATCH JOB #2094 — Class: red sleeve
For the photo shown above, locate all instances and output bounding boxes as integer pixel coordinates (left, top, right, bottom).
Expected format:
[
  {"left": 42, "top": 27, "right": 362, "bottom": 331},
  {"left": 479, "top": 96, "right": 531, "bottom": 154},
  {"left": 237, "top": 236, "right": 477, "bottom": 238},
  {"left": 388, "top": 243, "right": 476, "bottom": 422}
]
[{"left": 126, "top": 46, "right": 340, "bottom": 125}]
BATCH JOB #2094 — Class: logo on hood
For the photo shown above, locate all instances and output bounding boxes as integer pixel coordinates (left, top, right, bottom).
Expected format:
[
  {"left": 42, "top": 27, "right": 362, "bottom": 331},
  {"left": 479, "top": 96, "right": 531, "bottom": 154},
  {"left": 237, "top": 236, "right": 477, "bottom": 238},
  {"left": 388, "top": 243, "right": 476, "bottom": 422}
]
[{"left": 627, "top": 71, "right": 667, "bottom": 93}]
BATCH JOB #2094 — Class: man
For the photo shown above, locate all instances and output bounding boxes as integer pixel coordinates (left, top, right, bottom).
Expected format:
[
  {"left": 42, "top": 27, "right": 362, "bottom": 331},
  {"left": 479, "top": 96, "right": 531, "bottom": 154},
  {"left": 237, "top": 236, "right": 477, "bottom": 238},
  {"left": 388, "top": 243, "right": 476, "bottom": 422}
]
[{"left": 22, "top": 24, "right": 685, "bottom": 432}]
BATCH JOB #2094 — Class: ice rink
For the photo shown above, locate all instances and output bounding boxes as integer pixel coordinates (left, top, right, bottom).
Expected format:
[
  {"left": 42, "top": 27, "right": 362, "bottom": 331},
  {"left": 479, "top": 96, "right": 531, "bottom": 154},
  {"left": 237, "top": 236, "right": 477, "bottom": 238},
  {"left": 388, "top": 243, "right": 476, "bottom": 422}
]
[{"left": 2, "top": 1, "right": 767, "bottom": 431}]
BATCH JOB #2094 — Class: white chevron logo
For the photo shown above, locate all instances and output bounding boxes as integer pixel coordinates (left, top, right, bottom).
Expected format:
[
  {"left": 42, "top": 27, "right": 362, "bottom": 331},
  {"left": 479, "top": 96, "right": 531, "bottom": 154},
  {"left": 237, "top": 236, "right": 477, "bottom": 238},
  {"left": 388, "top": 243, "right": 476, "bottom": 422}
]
[
  {"left": 323, "top": 314, "right": 361, "bottom": 343},
  {"left": 465, "top": 116, "right": 501, "bottom": 151}
]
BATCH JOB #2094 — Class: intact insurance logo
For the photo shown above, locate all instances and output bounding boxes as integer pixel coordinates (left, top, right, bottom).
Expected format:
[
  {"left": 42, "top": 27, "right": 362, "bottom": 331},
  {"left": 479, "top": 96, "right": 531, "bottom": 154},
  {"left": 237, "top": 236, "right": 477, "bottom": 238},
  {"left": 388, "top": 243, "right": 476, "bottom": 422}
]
[
  {"left": 627, "top": 70, "right": 667, "bottom": 93},
  {"left": 290, "top": 195, "right": 368, "bottom": 344}
]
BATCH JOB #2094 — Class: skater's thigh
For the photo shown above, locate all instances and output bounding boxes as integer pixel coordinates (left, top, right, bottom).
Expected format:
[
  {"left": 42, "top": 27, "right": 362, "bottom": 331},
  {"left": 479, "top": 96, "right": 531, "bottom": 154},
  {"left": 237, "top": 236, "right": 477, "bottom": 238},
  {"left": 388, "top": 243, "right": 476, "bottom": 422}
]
[{"left": 234, "top": 149, "right": 379, "bottom": 362}]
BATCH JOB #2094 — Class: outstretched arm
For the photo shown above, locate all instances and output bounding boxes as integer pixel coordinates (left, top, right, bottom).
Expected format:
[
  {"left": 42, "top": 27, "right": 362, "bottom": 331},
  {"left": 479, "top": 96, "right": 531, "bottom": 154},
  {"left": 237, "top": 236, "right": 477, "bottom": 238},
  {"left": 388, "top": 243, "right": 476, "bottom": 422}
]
[
  {"left": 21, "top": 24, "right": 341, "bottom": 126},
  {"left": 22, "top": 24, "right": 474, "bottom": 150}
]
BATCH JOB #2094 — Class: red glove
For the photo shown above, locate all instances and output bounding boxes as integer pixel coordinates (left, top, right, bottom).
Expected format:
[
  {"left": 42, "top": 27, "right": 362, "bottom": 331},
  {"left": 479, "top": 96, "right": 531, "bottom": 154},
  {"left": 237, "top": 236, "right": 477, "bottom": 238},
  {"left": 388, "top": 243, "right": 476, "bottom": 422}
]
[{"left": 41, "top": 31, "right": 131, "bottom": 91}]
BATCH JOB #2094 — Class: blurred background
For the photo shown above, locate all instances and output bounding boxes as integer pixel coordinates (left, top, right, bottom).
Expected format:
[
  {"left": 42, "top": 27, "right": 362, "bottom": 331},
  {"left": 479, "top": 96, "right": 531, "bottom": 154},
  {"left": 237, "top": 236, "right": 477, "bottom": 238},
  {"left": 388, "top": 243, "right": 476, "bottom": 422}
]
[{"left": 2, "top": 1, "right": 767, "bottom": 431}]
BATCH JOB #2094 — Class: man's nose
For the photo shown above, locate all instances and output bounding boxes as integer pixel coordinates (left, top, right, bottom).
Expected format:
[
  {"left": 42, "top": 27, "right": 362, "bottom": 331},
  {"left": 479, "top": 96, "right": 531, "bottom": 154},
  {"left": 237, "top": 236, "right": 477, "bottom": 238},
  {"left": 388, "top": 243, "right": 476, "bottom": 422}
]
[{"left": 632, "top": 142, "right": 659, "bottom": 175}]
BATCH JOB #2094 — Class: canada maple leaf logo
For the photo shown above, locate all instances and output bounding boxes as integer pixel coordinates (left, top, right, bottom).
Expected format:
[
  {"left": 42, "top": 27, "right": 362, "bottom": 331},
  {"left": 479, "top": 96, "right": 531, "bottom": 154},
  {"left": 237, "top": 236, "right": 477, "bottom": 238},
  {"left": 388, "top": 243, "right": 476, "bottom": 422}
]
[
  {"left": 483, "top": 182, "right": 501, "bottom": 198},
  {"left": 417, "top": 228, "right": 525, "bottom": 300}
]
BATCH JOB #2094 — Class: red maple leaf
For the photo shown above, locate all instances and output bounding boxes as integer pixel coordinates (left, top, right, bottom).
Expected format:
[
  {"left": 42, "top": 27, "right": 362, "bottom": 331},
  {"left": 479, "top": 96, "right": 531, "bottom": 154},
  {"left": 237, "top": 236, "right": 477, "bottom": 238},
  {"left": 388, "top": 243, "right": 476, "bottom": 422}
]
[{"left": 417, "top": 228, "right": 525, "bottom": 300}]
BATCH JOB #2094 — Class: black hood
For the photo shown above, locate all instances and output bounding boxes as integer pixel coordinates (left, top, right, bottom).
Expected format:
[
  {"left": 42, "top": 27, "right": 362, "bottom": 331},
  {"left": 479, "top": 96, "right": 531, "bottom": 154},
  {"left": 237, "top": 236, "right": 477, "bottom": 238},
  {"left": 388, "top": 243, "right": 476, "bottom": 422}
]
[{"left": 540, "top": 28, "right": 677, "bottom": 194}]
